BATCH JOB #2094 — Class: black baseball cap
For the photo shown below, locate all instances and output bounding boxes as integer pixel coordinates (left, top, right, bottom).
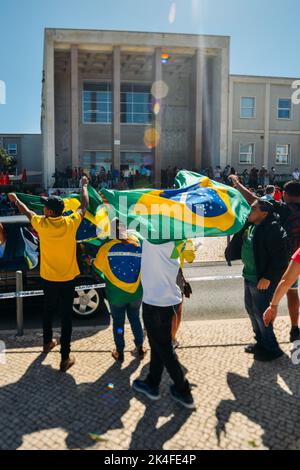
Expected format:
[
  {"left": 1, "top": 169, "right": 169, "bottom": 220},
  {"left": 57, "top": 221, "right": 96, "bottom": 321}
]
[{"left": 40, "top": 196, "right": 65, "bottom": 214}]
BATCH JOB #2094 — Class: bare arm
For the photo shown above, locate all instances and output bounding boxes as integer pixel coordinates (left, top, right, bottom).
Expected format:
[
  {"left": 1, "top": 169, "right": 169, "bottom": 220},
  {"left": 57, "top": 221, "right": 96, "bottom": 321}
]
[
  {"left": 263, "top": 261, "right": 300, "bottom": 326},
  {"left": 77, "top": 176, "right": 89, "bottom": 219},
  {"left": 229, "top": 175, "right": 258, "bottom": 205},
  {"left": 8, "top": 193, "right": 36, "bottom": 221},
  {"left": 0, "top": 223, "right": 6, "bottom": 244}
]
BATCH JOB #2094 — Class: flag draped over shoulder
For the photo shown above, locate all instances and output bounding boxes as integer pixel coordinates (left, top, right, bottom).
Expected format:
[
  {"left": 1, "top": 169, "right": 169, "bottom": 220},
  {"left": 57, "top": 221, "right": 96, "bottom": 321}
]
[
  {"left": 100, "top": 170, "right": 250, "bottom": 241},
  {"left": 16, "top": 186, "right": 110, "bottom": 242}
]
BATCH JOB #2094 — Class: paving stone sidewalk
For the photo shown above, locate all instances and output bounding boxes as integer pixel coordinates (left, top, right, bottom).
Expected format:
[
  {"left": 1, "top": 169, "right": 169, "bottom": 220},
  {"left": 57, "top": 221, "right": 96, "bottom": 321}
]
[{"left": 1, "top": 317, "right": 300, "bottom": 450}]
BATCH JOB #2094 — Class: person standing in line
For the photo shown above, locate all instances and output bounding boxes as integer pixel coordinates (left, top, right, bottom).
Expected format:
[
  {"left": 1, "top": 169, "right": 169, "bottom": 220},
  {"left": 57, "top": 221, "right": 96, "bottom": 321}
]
[
  {"left": 132, "top": 239, "right": 196, "bottom": 410},
  {"left": 8, "top": 176, "right": 89, "bottom": 372}
]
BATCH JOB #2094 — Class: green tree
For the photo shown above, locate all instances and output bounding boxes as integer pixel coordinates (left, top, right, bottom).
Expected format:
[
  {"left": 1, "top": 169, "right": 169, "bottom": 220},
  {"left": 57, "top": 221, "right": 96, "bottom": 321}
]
[{"left": 0, "top": 147, "right": 17, "bottom": 172}]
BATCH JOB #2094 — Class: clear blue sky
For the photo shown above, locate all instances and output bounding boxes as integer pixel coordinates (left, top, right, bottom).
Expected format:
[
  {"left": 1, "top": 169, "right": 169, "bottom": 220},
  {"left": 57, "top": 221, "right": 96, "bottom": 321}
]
[{"left": 0, "top": 0, "right": 300, "bottom": 134}]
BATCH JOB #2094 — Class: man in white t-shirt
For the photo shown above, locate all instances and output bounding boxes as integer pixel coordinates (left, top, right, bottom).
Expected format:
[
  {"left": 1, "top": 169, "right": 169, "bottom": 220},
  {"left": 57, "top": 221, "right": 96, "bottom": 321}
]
[{"left": 132, "top": 239, "right": 195, "bottom": 410}]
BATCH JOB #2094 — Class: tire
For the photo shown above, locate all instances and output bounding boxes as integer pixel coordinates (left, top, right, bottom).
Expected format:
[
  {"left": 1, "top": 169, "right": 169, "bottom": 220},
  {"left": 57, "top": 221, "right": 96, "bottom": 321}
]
[{"left": 73, "top": 277, "right": 106, "bottom": 319}]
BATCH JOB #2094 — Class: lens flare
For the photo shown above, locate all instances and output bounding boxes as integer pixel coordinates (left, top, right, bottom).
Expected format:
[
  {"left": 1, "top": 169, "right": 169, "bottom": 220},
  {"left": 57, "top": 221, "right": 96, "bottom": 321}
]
[
  {"left": 107, "top": 383, "right": 114, "bottom": 390},
  {"left": 168, "top": 3, "right": 177, "bottom": 24},
  {"left": 161, "top": 53, "right": 170, "bottom": 64},
  {"left": 144, "top": 128, "right": 160, "bottom": 149},
  {"left": 153, "top": 102, "right": 161, "bottom": 115},
  {"left": 151, "top": 80, "right": 169, "bottom": 100}
]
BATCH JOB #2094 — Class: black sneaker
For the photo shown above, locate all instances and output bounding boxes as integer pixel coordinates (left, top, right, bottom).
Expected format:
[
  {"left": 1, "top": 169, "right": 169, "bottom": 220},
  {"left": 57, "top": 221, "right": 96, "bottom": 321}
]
[
  {"left": 244, "top": 343, "right": 264, "bottom": 354},
  {"left": 254, "top": 349, "right": 284, "bottom": 362},
  {"left": 290, "top": 327, "right": 300, "bottom": 343},
  {"left": 132, "top": 379, "right": 161, "bottom": 401},
  {"left": 170, "top": 385, "right": 196, "bottom": 410}
]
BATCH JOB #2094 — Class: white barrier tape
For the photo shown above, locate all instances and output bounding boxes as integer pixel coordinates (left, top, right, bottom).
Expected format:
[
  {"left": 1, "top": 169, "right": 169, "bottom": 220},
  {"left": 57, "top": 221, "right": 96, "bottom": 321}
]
[
  {"left": 0, "top": 283, "right": 106, "bottom": 300},
  {"left": 186, "top": 275, "right": 243, "bottom": 282}
]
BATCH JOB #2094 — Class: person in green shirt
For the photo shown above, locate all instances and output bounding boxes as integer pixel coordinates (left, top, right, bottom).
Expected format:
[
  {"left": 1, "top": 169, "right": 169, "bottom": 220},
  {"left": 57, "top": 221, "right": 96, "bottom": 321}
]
[{"left": 92, "top": 219, "right": 145, "bottom": 363}]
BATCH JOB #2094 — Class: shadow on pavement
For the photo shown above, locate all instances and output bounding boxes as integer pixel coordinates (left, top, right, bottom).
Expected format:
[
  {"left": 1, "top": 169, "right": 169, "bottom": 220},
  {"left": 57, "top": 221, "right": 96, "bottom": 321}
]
[
  {"left": 216, "top": 354, "right": 300, "bottom": 449},
  {"left": 0, "top": 353, "right": 194, "bottom": 450},
  {"left": 129, "top": 363, "right": 194, "bottom": 450}
]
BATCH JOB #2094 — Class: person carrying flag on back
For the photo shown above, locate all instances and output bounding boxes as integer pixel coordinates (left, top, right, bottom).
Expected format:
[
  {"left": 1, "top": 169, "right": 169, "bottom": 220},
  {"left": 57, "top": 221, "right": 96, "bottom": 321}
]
[{"left": 91, "top": 218, "right": 146, "bottom": 363}]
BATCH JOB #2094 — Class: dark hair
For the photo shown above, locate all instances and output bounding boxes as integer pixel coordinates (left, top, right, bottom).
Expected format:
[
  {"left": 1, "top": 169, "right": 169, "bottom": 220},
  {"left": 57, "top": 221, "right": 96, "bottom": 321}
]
[
  {"left": 283, "top": 180, "right": 300, "bottom": 197},
  {"left": 257, "top": 199, "right": 274, "bottom": 214},
  {"left": 266, "top": 185, "right": 275, "bottom": 195}
]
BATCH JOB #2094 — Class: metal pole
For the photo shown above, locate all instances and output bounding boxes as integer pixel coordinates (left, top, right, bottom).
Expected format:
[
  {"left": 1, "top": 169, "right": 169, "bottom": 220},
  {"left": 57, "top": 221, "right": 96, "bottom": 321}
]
[{"left": 16, "top": 271, "right": 24, "bottom": 336}]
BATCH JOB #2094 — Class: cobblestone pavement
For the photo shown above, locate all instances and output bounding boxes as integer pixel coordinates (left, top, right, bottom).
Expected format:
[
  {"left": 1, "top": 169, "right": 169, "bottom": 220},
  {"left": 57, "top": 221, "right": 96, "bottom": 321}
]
[{"left": 1, "top": 317, "right": 300, "bottom": 450}]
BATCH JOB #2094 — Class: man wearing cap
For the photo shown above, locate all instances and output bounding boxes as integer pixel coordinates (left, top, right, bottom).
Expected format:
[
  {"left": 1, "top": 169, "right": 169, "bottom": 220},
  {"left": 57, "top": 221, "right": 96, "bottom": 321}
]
[
  {"left": 8, "top": 176, "right": 89, "bottom": 372},
  {"left": 226, "top": 199, "right": 289, "bottom": 361}
]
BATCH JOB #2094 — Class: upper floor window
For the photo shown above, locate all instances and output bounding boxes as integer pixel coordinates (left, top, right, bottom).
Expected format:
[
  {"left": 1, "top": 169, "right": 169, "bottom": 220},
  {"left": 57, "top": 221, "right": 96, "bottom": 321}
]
[
  {"left": 276, "top": 144, "right": 290, "bottom": 165},
  {"left": 240, "top": 97, "right": 256, "bottom": 119},
  {"left": 239, "top": 143, "right": 254, "bottom": 164},
  {"left": 121, "top": 84, "right": 151, "bottom": 124},
  {"left": 7, "top": 143, "right": 17, "bottom": 155},
  {"left": 278, "top": 98, "right": 291, "bottom": 119},
  {"left": 83, "top": 83, "right": 112, "bottom": 124}
]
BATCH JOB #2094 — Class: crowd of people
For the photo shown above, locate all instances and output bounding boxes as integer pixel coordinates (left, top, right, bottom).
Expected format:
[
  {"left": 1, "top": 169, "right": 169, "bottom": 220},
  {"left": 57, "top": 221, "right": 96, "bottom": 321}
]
[
  {"left": 53, "top": 165, "right": 152, "bottom": 190},
  {"left": 3, "top": 167, "right": 300, "bottom": 413}
]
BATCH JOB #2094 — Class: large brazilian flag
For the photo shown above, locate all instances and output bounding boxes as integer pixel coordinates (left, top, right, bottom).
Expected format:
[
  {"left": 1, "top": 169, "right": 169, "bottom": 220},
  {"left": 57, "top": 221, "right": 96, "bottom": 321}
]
[
  {"left": 16, "top": 170, "right": 250, "bottom": 242},
  {"left": 100, "top": 170, "right": 250, "bottom": 241}
]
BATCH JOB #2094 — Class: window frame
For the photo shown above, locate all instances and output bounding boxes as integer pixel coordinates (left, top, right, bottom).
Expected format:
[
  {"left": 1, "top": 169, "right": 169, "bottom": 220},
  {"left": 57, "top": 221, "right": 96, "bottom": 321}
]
[
  {"left": 275, "top": 144, "right": 291, "bottom": 165},
  {"left": 120, "top": 83, "right": 152, "bottom": 125},
  {"left": 240, "top": 97, "right": 256, "bottom": 119},
  {"left": 239, "top": 143, "right": 255, "bottom": 165},
  {"left": 7, "top": 143, "right": 18, "bottom": 155},
  {"left": 277, "top": 98, "right": 292, "bottom": 120},
  {"left": 82, "top": 81, "right": 112, "bottom": 125}
]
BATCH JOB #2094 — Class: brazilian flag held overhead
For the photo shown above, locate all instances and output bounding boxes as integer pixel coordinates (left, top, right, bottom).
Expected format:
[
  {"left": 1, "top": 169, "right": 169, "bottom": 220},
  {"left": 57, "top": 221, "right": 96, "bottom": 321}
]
[
  {"left": 100, "top": 170, "right": 251, "bottom": 241},
  {"left": 16, "top": 170, "right": 250, "bottom": 243}
]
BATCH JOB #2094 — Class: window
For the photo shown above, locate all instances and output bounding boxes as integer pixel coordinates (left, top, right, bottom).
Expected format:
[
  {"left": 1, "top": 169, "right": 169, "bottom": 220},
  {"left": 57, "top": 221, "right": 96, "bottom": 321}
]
[
  {"left": 121, "top": 84, "right": 152, "bottom": 124},
  {"left": 7, "top": 143, "right": 17, "bottom": 155},
  {"left": 276, "top": 144, "right": 290, "bottom": 165},
  {"left": 81, "top": 151, "right": 111, "bottom": 172},
  {"left": 240, "top": 97, "right": 256, "bottom": 118},
  {"left": 278, "top": 99, "right": 291, "bottom": 119},
  {"left": 82, "top": 83, "right": 112, "bottom": 123},
  {"left": 239, "top": 144, "right": 254, "bottom": 164}
]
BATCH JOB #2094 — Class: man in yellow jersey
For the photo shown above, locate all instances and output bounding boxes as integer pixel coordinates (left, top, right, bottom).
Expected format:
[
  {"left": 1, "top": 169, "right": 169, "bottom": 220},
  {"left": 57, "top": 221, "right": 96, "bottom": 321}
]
[{"left": 8, "top": 176, "right": 89, "bottom": 372}]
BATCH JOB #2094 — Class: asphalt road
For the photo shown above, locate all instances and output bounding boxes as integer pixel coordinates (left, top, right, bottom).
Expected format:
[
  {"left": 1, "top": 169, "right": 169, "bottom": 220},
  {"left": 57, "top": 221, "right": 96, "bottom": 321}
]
[{"left": 0, "top": 262, "right": 290, "bottom": 332}]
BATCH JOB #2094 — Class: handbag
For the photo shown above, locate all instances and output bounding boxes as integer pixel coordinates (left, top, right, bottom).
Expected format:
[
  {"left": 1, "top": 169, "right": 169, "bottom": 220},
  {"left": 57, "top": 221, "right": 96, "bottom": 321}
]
[{"left": 176, "top": 268, "right": 192, "bottom": 299}]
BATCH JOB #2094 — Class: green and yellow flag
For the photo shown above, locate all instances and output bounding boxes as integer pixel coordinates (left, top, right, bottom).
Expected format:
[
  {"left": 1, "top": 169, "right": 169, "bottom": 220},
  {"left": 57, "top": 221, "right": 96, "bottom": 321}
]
[{"left": 17, "top": 171, "right": 250, "bottom": 243}]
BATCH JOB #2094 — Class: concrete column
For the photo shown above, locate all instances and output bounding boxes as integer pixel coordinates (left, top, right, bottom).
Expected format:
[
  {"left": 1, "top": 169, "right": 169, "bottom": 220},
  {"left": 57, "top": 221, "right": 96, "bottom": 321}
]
[
  {"left": 112, "top": 46, "right": 121, "bottom": 172},
  {"left": 219, "top": 47, "right": 229, "bottom": 168},
  {"left": 70, "top": 45, "right": 79, "bottom": 170},
  {"left": 154, "top": 47, "right": 162, "bottom": 188},
  {"left": 43, "top": 31, "right": 55, "bottom": 189},
  {"left": 194, "top": 48, "right": 204, "bottom": 170},
  {"left": 264, "top": 82, "right": 271, "bottom": 168},
  {"left": 228, "top": 77, "right": 234, "bottom": 167}
]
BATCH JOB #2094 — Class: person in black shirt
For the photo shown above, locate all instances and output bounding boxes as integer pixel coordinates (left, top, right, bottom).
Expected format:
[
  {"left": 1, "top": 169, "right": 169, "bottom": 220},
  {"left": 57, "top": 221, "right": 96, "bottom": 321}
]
[{"left": 229, "top": 175, "right": 300, "bottom": 343}]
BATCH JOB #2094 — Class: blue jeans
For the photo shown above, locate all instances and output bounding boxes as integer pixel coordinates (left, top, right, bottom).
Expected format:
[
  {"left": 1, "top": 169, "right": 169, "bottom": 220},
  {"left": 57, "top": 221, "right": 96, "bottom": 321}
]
[
  {"left": 109, "top": 299, "right": 144, "bottom": 353},
  {"left": 244, "top": 280, "right": 282, "bottom": 354}
]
